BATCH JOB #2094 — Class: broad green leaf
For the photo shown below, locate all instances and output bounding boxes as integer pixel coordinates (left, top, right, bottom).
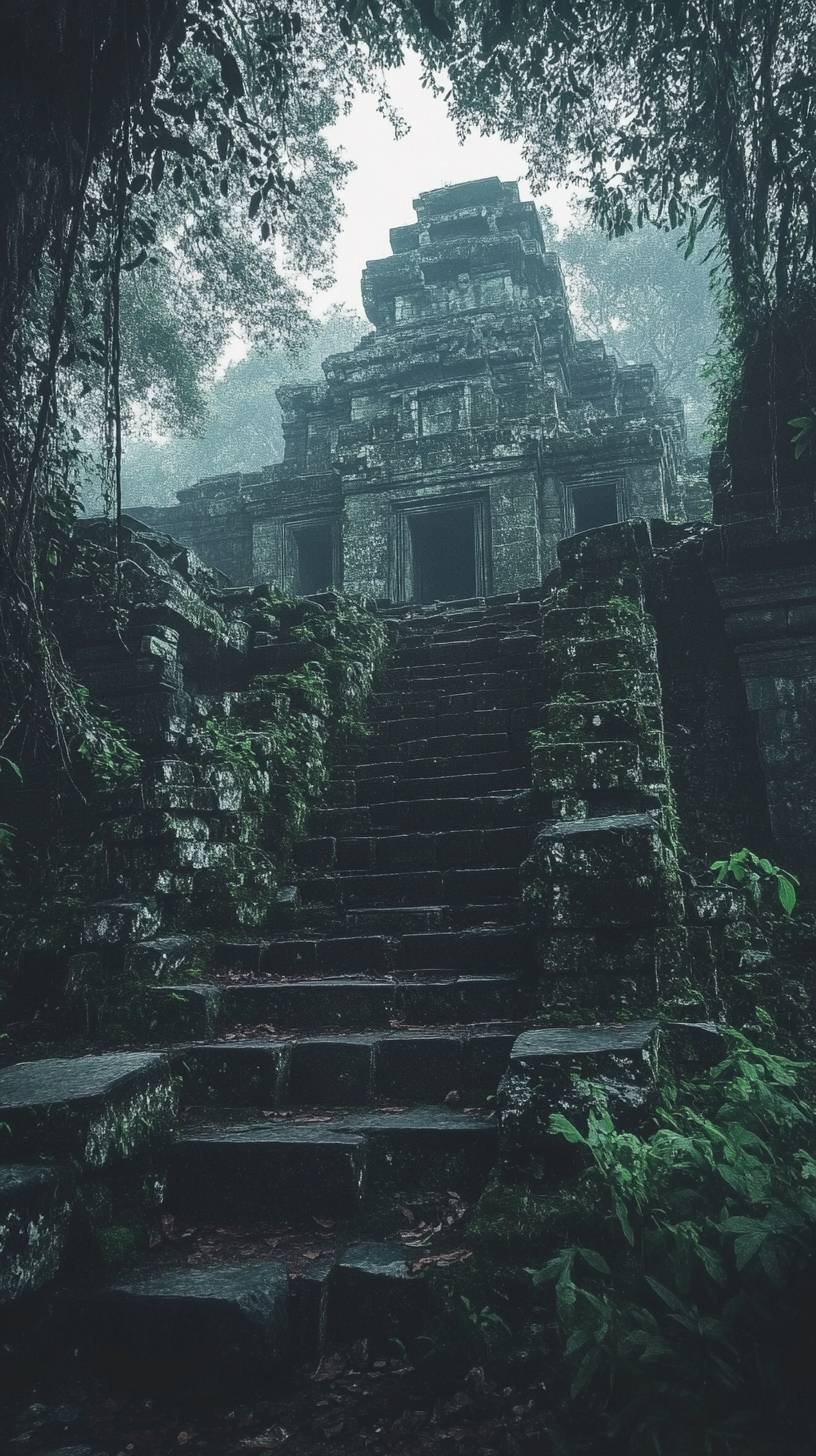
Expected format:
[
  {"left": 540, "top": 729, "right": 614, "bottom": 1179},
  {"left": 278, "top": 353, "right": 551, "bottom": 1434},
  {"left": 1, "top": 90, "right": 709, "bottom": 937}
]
[{"left": 578, "top": 1247, "right": 612, "bottom": 1275}]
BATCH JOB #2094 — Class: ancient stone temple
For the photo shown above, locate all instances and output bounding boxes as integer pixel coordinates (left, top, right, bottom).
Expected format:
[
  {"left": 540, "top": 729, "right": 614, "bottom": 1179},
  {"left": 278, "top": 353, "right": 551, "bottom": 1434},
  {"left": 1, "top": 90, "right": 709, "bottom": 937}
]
[{"left": 135, "top": 177, "right": 690, "bottom": 599}]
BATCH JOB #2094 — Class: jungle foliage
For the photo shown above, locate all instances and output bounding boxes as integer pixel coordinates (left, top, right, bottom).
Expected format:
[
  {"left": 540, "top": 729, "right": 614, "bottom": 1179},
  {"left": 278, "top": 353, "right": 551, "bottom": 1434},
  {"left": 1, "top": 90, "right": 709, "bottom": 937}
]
[{"left": 532, "top": 1036, "right": 816, "bottom": 1455}]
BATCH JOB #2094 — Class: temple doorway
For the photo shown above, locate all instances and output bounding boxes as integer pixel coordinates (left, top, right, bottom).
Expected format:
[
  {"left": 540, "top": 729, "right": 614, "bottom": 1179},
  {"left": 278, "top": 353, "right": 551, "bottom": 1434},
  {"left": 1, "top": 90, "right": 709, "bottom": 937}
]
[
  {"left": 409, "top": 504, "right": 478, "bottom": 603},
  {"left": 294, "top": 522, "right": 334, "bottom": 595},
  {"left": 571, "top": 480, "right": 619, "bottom": 533}
]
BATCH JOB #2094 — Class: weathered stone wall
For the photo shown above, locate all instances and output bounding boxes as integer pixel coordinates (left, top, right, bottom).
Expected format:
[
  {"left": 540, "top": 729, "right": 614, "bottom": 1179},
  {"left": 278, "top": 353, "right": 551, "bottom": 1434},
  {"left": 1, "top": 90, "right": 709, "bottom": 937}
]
[{"left": 3, "top": 517, "right": 386, "bottom": 1039}]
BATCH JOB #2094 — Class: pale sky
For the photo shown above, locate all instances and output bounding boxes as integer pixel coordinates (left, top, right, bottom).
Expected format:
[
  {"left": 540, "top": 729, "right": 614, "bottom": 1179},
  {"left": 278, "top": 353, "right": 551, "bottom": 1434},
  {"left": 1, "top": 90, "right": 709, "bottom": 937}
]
[{"left": 317, "top": 54, "right": 575, "bottom": 316}]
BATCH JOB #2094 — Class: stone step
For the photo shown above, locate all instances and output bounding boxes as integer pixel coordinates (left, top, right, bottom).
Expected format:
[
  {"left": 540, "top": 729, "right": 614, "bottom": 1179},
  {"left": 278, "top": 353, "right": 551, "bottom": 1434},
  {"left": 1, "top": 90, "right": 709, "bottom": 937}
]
[
  {"left": 300, "top": 870, "right": 443, "bottom": 907},
  {"left": 0, "top": 1163, "right": 74, "bottom": 1302},
  {"left": 167, "top": 1106, "right": 497, "bottom": 1221},
  {"left": 353, "top": 768, "right": 529, "bottom": 803},
  {"left": 363, "top": 823, "right": 532, "bottom": 870},
  {"left": 343, "top": 904, "right": 448, "bottom": 934},
  {"left": 379, "top": 666, "right": 540, "bottom": 695},
  {"left": 311, "top": 804, "right": 374, "bottom": 835},
  {"left": 366, "top": 790, "right": 534, "bottom": 832},
  {"left": 355, "top": 748, "right": 523, "bottom": 781},
  {"left": 370, "top": 687, "right": 534, "bottom": 715},
  {"left": 75, "top": 1260, "right": 290, "bottom": 1389},
  {"left": 214, "top": 933, "right": 391, "bottom": 976},
  {"left": 392, "top": 636, "right": 503, "bottom": 665},
  {"left": 359, "top": 730, "right": 516, "bottom": 761},
  {"left": 374, "top": 706, "right": 538, "bottom": 742},
  {"left": 402, "top": 613, "right": 542, "bottom": 644},
  {"left": 217, "top": 973, "right": 526, "bottom": 1030},
  {"left": 295, "top": 824, "right": 534, "bottom": 873},
  {"left": 339, "top": 902, "right": 521, "bottom": 936},
  {"left": 299, "top": 866, "right": 520, "bottom": 909},
  {"left": 183, "top": 1024, "right": 521, "bottom": 1107},
  {"left": 394, "top": 925, "right": 528, "bottom": 971},
  {"left": 391, "top": 601, "right": 542, "bottom": 632},
  {"left": 212, "top": 922, "right": 527, "bottom": 976},
  {"left": 0, "top": 1053, "right": 175, "bottom": 1168},
  {"left": 76, "top": 1240, "right": 429, "bottom": 1385},
  {"left": 393, "top": 633, "right": 542, "bottom": 668},
  {"left": 389, "top": 588, "right": 544, "bottom": 615}
]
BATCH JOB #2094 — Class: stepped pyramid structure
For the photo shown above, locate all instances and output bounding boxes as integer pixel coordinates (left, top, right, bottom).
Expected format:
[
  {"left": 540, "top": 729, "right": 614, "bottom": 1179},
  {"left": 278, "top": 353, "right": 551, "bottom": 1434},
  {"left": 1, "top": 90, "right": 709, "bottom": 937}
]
[{"left": 136, "top": 177, "right": 690, "bottom": 597}]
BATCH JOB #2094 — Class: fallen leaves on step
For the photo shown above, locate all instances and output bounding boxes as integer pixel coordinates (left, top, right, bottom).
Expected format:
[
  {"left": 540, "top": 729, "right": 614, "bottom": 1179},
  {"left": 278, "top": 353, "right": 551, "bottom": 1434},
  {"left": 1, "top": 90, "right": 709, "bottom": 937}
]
[{"left": 412, "top": 1247, "right": 473, "bottom": 1270}]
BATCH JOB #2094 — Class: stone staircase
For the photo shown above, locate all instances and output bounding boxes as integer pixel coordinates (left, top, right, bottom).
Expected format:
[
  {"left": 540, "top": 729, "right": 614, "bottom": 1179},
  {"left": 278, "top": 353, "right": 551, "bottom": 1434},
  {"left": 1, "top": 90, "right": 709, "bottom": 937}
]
[
  {"left": 2, "top": 590, "right": 550, "bottom": 1387},
  {"left": 158, "top": 595, "right": 545, "bottom": 1230}
]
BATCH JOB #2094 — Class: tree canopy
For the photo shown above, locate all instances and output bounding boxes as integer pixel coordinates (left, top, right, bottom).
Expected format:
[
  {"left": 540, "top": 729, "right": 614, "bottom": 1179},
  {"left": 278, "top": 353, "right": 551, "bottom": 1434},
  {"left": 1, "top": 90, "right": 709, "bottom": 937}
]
[{"left": 395, "top": 0, "right": 816, "bottom": 326}]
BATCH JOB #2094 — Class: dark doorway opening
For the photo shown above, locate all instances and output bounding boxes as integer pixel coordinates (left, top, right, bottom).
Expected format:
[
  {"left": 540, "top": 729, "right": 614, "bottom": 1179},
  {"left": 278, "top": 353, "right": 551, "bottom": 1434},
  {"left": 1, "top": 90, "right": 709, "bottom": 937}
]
[
  {"left": 294, "top": 522, "right": 334, "bottom": 595},
  {"left": 572, "top": 481, "right": 619, "bottom": 533},
  {"left": 410, "top": 505, "right": 477, "bottom": 603}
]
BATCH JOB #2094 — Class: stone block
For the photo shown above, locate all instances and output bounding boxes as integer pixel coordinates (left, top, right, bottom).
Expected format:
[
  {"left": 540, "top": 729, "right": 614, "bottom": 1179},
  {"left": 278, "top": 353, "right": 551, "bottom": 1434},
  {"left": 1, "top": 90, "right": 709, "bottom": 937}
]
[
  {"left": 123, "top": 935, "right": 198, "bottom": 981},
  {"left": 557, "top": 519, "right": 654, "bottom": 575},
  {"left": 535, "top": 698, "right": 661, "bottom": 744},
  {"left": 80, "top": 1259, "right": 289, "bottom": 1387},
  {"left": 523, "top": 812, "right": 682, "bottom": 928},
  {"left": 168, "top": 1123, "right": 368, "bottom": 1220},
  {"left": 461, "top": 1029, "right": 519, "bottom": 1092},
  {"left": 328, "top": 1242, "right": 426, "bottom": 1349},
  {"left": 335, "top": 1107, "right": 498, "bottom": 1202},
  {"left": 79, "top": 900, "right": 160, "bottom": 949},
  {"left": 541, "top": 634, "right": 653, "bottom": 678},
  {"left": 0, "top": 1163, "right": 75, "bottom": 1302},
  {"left": 181, "top": 1039, "right": 289, "bottom": 1106},
  {"left": 287, "top": 1035, "right": 376, "bottom": 1104},
  {"left": 531, "top": 739, "right": 643, "bottom": 795},
  {"left": 146, "top": 984, "right": 223, "bottom": 1041},
  {"left": 0, "top": 1053, "right": 176, "bottom": 1168},
  {"left": 563, "top": 667, "right": 661, "bottom": 703},
  {"left": 374, "top": 1032, "right": 464, "bottom": 1101},
  {"left": 498, "top": 1020, "right": 659, "bottom": 1163},
  {"left": 290, "top": 1256, "right": 334, "bottom": 1361},
  {"left": 659, "top": 1020, "right": 725, "bottom": 1078}
]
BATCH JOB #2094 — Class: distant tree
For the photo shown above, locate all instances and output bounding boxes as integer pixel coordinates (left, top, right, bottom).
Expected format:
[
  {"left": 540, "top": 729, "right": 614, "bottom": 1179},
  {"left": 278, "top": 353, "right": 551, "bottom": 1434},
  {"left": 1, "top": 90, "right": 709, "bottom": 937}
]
[
  {"left": 121, "top": 306, "right": 369, "bottom": 506},
  {"left": 557, "top": 223, "right": 717, "bottom": 451}
]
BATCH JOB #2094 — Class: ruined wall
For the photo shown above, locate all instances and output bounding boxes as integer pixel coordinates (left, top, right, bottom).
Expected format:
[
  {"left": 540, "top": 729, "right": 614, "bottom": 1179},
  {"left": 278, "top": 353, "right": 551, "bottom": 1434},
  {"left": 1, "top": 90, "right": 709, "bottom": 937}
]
[{"left": 3, "top": 517, "right": 386, "bottom": 1039}]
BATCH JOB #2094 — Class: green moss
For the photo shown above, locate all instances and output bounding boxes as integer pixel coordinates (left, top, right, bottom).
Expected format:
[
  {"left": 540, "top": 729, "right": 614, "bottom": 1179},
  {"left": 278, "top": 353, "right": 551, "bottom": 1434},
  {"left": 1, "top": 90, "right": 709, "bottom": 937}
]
[
  {"left": 97, "top": 1222, "right": 146, "bottom": 1266},
  {"left": 468, "top": 1174, "right": 605, "bottom": 1255}
]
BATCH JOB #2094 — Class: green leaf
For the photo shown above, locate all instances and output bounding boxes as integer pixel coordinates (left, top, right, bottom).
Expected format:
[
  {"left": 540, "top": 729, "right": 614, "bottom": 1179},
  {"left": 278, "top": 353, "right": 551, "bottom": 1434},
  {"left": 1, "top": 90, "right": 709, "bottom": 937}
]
[
  {"left": 644, "top": 1276, "right": 684, "bottom": 1312},
  {"left": 549, "top": 1112, "right": 587, "bottom": 1145},
  {"left": 734, "top": 1229, "right": 767, "bottom": 1270},
  {"left": 777, "top": 876, "right": 797, "bottom": 914},
  {"left": 571, "top": 1345, "right": 601, "bottom": 1397},
  {"left": 577, "top": 1247, "right": 611, "bottom": 1275}
]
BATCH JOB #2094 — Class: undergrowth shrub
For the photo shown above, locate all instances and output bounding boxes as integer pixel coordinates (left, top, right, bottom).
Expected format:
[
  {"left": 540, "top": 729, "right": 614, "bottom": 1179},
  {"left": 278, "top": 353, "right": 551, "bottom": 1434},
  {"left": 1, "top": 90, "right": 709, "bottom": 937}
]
[{"left": 531, "top": 1034, "right": 816, "bottom": 1455}]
